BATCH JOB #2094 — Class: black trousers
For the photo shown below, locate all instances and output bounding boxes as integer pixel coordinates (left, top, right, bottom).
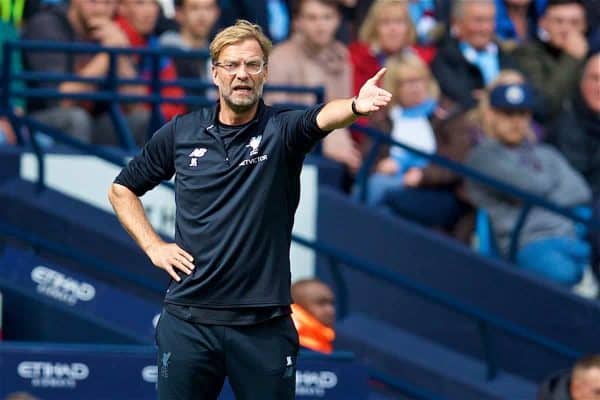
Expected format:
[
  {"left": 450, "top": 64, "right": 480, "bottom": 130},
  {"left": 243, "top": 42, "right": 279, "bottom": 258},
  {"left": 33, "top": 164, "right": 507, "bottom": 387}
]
[{"left": 155, "top": 308, "right": 299, "bottom": 400}]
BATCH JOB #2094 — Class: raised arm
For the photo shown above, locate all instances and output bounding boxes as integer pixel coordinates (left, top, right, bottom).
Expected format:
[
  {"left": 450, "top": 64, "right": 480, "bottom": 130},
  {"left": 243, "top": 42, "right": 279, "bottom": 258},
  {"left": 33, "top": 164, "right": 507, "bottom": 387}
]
[{"left": 316, "top": 68, "right": 392, "bottom": 131}]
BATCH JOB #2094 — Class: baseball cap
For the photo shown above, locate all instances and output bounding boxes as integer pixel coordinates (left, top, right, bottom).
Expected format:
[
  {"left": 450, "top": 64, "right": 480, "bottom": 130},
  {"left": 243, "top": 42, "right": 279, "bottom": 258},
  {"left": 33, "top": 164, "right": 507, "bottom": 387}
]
[{"left": 489, "top": 84, "right": 535, "bottom": 111}]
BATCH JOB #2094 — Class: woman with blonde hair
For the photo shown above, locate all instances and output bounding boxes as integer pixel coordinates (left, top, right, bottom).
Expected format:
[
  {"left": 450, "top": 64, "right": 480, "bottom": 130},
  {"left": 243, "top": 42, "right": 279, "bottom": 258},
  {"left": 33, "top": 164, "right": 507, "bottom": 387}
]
[{"left": 348, "top": 0, "right": 434, "bottom": 99}]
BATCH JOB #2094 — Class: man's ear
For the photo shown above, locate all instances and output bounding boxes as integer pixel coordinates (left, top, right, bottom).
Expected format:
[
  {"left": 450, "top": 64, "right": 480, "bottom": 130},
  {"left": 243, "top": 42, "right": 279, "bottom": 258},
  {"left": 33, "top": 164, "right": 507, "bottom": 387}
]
[{"left": 211, "top": 65, "right": 219, "bottom": 85}]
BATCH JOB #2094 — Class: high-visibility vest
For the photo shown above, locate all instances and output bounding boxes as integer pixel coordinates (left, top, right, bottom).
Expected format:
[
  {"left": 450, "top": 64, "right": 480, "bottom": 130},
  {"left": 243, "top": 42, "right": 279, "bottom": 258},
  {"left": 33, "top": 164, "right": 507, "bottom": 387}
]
[{"left": 291, "top": 304, "right": 335, "bottom": 354}]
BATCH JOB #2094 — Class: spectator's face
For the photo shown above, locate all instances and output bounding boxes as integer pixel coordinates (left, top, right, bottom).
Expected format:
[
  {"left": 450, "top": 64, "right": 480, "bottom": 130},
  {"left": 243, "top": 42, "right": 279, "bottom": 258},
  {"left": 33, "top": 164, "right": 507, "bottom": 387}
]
[
  {"left": 581, "top": 55, "right": 600, "bottom": 113},
  {"left": 539, "top": 4, "right": 586, "bottom": 49},
  {"left": 119, "top": 0, "right": 159, "bottom": 36},
  {"left": 571, "top": 367, "right": 600, "bottom": 400},
  {"left": 176, "top": 0, "right": 219, "bottom": 42},
  {"left": 395, "top": 71, "right": 431, "bottom": 108},
  {"left": 488, "top": 108, "right": 531, "bottom": 146},
  {"left": 300, "top": 283, "right": 336, "bottom": 328},
  {"left": 455, "top": 2, "right": 496, "bottom": 49},
  {"left": 375, "top": 4, "right": 411, "bottom": 55},
  {"left": 212, "top": 39, "right": 267, "bottom": 113},
  {"left": 73, "top": 0, "right": 118, "bottom": 31},
  {"left": 295, "top": 0, "right": 340, "bottom": 49}
]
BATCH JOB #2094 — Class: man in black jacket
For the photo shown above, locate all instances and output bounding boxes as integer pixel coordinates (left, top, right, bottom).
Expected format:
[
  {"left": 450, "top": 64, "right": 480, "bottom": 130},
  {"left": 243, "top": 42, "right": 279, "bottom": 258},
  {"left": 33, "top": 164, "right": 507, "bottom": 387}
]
[
  {"left": 108, "top": 19, "right": 390, "bottom": 400},
  {"left": 548, "top": 51, "right": 600, "bottom": 286},
  {"left": 432, "top": 0, "right": 516, "bottom": 109}
]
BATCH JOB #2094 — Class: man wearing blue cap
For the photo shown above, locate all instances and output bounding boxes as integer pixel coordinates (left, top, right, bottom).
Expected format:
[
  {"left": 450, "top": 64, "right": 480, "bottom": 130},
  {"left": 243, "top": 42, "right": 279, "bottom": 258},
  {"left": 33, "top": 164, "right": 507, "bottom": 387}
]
[{"left": 465, "top": 82, "right": 594, "bottom": 293}]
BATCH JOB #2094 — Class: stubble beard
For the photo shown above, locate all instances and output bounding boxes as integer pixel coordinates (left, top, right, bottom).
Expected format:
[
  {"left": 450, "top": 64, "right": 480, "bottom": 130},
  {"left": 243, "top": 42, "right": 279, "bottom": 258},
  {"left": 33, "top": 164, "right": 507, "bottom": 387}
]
[{"left": 222, "top": 85, "right": 264, "bottom": 114}]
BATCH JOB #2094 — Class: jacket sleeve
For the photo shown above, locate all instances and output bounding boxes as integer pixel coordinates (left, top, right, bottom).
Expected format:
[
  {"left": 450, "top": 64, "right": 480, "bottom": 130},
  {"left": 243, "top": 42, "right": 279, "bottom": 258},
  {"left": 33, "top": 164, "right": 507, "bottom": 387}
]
[
  {"left": 114, "top": 118, "right": 176, "bottom": 196},
  {"left": 281, "top": 104, "right": 332, "bottom": 156},
  {"left": 431, "top": 50, "right": 477, "bottom": 108},
  {"left": 544, "top": 145, "right": 591, "bottom": 206},
  {"left": 513, "top": 43, "right": 582, "bottom": 117},
  {"left": 465, "top": 142, "right": 554, "bottom": 197},
  {"left": 547, "top": 113, "right": 591, "bottom": 178}
]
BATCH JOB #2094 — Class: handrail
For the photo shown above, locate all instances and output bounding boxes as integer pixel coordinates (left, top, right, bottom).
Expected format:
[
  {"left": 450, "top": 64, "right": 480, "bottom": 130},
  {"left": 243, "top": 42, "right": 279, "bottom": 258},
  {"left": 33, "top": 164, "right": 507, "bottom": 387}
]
[
  {"left": 0, "top": 221, "right": 165, "bottom": 294},
  {"left": 350, "top": 124, "right": 600, "bottom": 258},
  {"left": 292, "top": 235, "right": 581, "bottom": 360}
]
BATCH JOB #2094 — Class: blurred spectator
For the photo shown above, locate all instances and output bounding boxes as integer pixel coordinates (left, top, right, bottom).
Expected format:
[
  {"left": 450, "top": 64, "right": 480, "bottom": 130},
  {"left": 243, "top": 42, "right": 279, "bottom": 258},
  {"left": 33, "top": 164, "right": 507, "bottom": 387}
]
[
  {"left": 353, "top": 0, "right": 452, "bottom": 46},
  {"left": 22, "top": 0, "right": 143, "bottom": 144},
  {"left": 267, "top": 0, "right": 361, "bottom": 173},
  {"left": 548, "top": 52, "right": 600, "bottom": 197},
  {"left": 465, "top": 81, "right": 592, "bottom": 287},
  {"left": 159, "top": 0, "right": 220, "bottom": 102},
  {"left": 494, "top": 0, "right": 541, "bottom": 47},
  {"left": 406, "top": 0, "right": 450, "bottom": 48},
  {"left": 538, "top": 354, "right": 600, "bottom": 400},
  {"left": 349, "top": 0, "right": 430, "bottom": 102},
  {"left": 219, "top": 0, "right": 291, "bottom": 43},
  {"left": 291, "top": 278, "right": 336, "bottom": 354},
  {"left": 475, "top": 69, "right": 547, "bottom": 141},
  {"left": 0, "top": 19, "right": 23, "bottom": 145},
  {"left": 358, "top": 52, "right": 474, "bottom": 242},
  {"left": 432, "top": 0, "right": 517, "bottom": 109},
  {"left": 512, "top": 0, "right": 588, "bottom": 120},
  {"left": 547, "top": 52, "right": 600, "bottom": 284},
  {"left": 115, "top": 0, "right": 186, "bottom": 132}
]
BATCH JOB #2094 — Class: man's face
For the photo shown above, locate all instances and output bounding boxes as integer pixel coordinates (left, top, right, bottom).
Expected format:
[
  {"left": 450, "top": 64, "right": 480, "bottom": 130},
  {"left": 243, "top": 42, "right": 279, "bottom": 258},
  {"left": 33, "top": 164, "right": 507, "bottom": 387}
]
[
  {"left": 119, "top": 0, "right": 159, "bottom": 36},
  {"left": 295, "top": 0, "right": 340, "bottom": 49},
  {"left": 539, "top": 4, "right": 586, "bottom": 49},
  {"left": 211, "top": 39, "right": 268, "bottom": 114},
  {"left": 72, "top": 0, "right": 118, "bottom": 33},
  {"left": 571, "top": 367, "right": 600, "bottom": 400},
  {"left": 455, "top": 2, "right": 496, "bottom": 50},
  {"left": 176, "top": 0, "right": 219, "bottom": 42},
  {"left": 375, "top": 4, "right": 411, "bottom": 54},
  {"left": 301, "top": 283, "right": 336, "bottom": 328},
  {"left": 581, "top": 56, "right": 600, "bottom": 113},
  {"left": 488, "top": 108, "right": 531, "bottom": 146}
]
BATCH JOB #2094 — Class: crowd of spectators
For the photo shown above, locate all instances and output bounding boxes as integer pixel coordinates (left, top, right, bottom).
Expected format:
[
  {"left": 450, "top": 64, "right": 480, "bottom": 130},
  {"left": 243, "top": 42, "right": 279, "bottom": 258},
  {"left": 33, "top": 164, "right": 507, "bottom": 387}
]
[{"left": 0, "top": 0, "right": 599, "bottom": 295}]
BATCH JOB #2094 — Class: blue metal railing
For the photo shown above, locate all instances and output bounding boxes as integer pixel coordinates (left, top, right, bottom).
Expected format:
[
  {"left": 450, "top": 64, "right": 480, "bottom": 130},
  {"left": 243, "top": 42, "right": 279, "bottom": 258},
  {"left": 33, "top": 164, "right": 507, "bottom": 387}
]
[
  {"left": 0, "top": 40, "right": 593, "bottom": 389},
  {"left": 351, "top": 124, "right": 600, "bottom": 261}
]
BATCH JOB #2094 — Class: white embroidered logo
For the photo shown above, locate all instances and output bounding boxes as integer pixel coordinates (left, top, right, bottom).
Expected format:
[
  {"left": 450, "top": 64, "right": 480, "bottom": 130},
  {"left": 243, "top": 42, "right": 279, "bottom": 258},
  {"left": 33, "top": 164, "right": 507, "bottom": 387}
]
[
  {"left": 189, "top": 148, "right": 207, "bottom": 167},
  {"left": 246, "top": 135, "right": 262, "bottom": 156},
  {"left": 506, "top": 85, "right": 524, "bottom": 105}
]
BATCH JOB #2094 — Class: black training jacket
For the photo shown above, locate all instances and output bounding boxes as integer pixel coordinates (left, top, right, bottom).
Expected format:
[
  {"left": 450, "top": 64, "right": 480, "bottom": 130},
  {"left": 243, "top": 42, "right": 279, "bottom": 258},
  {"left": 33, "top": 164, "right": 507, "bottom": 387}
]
[{"left": 115, "top": 100, "right": 329, "bottom": 308}]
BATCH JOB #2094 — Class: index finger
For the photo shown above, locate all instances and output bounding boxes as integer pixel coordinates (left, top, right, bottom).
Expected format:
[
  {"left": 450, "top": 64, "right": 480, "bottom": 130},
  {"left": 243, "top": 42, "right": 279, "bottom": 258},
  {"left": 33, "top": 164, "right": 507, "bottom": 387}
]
[{"left": 368, "top": 68, "right": 387, "bottom": 85}]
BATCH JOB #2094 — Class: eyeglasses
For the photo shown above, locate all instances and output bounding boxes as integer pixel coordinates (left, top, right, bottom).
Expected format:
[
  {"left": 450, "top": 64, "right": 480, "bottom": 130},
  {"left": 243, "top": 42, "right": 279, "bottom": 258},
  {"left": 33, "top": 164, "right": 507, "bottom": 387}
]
[{"left": 213, "top": 60, "right": 266, "bottom": 75}]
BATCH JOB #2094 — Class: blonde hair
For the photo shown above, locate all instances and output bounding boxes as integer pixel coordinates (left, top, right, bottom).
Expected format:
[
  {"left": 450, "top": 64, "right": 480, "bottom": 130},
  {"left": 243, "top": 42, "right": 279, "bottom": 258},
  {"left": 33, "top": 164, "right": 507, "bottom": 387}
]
[
  {"left": 210, "top": 20, "right": 273, "bottom": 62},
  {"left": 383, "top": 52, "right": 439, "bottom": 105},
  {"left": 358, "top": 0, "right": 416, "bottom": 47}
]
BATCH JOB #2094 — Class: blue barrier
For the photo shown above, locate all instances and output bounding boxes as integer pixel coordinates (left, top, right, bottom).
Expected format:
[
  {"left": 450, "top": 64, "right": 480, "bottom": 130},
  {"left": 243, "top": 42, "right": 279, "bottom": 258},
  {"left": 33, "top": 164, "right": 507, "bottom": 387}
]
[
  {"left": 0, "top": 244, "right": 161, "bottom": 342},
  {"left": 0, "top": 343, "right": 368, "bottom": 400}
]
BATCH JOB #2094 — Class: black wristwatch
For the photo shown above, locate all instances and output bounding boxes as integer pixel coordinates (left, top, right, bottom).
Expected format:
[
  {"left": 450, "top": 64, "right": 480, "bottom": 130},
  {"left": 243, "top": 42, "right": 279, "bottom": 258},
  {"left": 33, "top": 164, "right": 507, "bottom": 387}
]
[{"left": 351, "top": 97, "right": 370, "bottom": 117}]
